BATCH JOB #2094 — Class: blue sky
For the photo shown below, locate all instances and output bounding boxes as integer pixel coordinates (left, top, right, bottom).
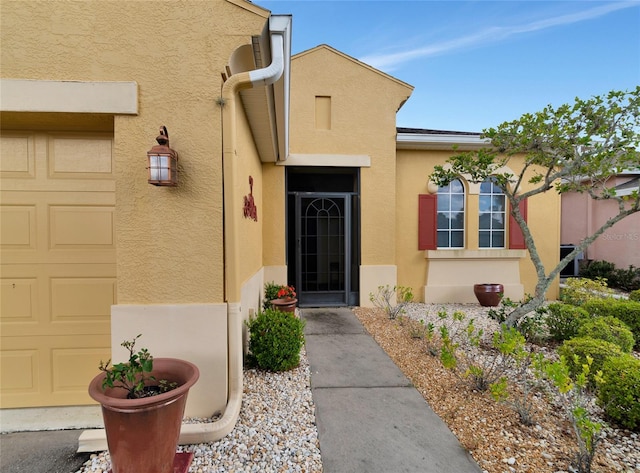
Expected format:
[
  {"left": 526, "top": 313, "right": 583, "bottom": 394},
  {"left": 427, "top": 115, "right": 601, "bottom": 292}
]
[{"left": 258, "top": 1, "right": 640, "bottom": 132}]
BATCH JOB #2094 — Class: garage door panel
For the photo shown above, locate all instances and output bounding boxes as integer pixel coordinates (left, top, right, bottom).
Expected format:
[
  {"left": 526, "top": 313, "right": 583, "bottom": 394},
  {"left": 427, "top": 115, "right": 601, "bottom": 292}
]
[
  {"left": 50, "top": 205, "right": 115, "bottom": 248},
  {"left": 0, "top": 348, "right": 40, "bottom": 394},
  {"left": 0, "top": 191, "right": 115, "bottom": 264},
  {"left": 0, "top": 334, "right": 110, "bottom": 407},
  {"left": 2, "top": 265, "right": 115, "bottom": 337},
  {"left": 0, "top": 133, "right": 35, "bottom": 179},
  {"left": 49, "top": 135, "right": 113, "bottom": 178},
  {"left": 1, "top": 278, "right": 39, "bottom": 324},
  {"left": 0, "top": 204, "right": 36, "bottom": 249},
  {"left": 51, "top": 277, "right": 115, "bottom": 323},
  {"left": 0, "top": 133, "right": 115, "bottom": 192}
]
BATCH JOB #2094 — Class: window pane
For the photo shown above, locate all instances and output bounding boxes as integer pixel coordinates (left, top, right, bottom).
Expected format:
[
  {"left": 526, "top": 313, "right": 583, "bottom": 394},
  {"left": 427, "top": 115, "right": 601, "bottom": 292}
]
[
  {"left": 451, "top": 231, "right": 464, "bottom": 247},
  {"left": 450, "top": 179, "right": 463, "bottom": 193},
  {"left": 492, "top": 195, "right": 505, "bottom": 212},
  {"left": 479, "top": 180, "right": 492, "bottom": 193},
  {"left": 437, "top": 213, "right": 450, "bottom": 229},
  {"left": 451, "top": 212, "right": 464, "bottom": 229},
  {"left": 492, "top": 214, "right": 504, "bottom": 229},
  {"left": 479, "top": 195, "right": 491, "bottom": 212},
  {"left": 450, "top": 195, "right": 464, "bottom": 212},
  {"left": 437, "top": 231, "right": 449, "bottom": 248},
  {"left": 479, "top": 231, "right": 490, "bottom": 248},
  {"left": 479, "top": 213, "right": 491, "bottom": 229},
  {"left": 492, "top": 231, "right": 505, "bottom": 248},
  {"left": 437, "top": 195, "right": 450, "bottom": 211}
]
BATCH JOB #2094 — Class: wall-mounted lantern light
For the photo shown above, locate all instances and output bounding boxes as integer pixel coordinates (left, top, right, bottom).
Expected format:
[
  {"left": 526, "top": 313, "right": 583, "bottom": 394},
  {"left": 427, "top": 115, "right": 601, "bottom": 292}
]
[{"left": 147, "top": 126, "right": 178, "bottom": 186}]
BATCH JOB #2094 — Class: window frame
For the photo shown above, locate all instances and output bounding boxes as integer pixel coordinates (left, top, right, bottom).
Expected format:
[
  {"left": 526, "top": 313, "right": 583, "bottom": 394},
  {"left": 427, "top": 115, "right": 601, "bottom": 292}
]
[
  {"left": 436, "top": 178, "right": 465, "bottom": 249},
  {"left": 478, "top": 177, "right": 506, "bottom": 249}
]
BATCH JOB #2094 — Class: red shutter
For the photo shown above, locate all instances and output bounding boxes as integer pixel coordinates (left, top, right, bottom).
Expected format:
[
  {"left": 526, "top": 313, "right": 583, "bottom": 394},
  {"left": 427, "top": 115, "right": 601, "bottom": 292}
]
[
  {"left": 418, "top": 194, "right": 437, "bottom": 250},
  {"left": 509, "top": 198, "right": 528, "bottom": 249}
]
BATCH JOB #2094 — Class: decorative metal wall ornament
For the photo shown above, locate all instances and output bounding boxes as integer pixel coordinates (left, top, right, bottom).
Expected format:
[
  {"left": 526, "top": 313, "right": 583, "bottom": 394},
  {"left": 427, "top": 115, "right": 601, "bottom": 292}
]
[{"left": 243, "top": 176, "right": 258, "bottom": 221}]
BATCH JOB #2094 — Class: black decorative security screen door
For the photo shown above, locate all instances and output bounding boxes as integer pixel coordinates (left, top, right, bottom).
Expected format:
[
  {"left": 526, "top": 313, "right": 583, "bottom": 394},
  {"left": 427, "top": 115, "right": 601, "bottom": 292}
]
[{"left": 295, "top": 193, "right": 351, "bottom": 306}]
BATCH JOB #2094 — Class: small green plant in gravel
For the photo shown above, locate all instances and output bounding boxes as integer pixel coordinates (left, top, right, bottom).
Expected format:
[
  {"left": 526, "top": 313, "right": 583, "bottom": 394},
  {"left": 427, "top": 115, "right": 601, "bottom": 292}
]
[
  {"left": 369, "top": 285, "right": 413, "bottom": 319},
  {"left": 542, "top": 355, "right": 605, "bottom": 473},
  {"left": 247, "top": 308, "right": 305, "bottom": 372},
  {"left": 490, "top": 350, "right": 547, "bottom": 426},
  {"left": 438, "top": 310, "right": 525, "bottom": 393}
]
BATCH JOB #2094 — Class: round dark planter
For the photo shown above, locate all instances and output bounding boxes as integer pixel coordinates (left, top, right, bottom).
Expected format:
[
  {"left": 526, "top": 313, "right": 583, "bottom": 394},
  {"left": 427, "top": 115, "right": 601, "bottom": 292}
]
[
  {"left": 88, "top": 358, "right": 199, "bottom": 473},
  {"left": 473, "top": 283, "right": 504, "bottom": 307},
  {"left": 270, "top": 298, "right": 297, "bottom": 313}
]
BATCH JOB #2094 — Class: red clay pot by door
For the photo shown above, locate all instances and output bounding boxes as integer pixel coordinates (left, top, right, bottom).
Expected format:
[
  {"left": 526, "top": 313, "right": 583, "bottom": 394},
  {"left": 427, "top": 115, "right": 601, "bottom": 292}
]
[
  {"left": 473, "top": 283, "right": 504, "bottom": 307},
  {"left": 270, "top": 298, "right": 297, "bottom": 313},
  {"left": 88, "top": 358, "right": 199, "bottom": 473}
]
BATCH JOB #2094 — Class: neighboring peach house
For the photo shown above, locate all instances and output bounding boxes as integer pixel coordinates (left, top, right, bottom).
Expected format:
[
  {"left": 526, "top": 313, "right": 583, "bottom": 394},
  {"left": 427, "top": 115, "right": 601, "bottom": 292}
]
[
  {"left": 0, "top": 0, "right": 559, "bottom": 442},
  {"left": 561, "top": 170, "right": 640, "bottom": 275}
]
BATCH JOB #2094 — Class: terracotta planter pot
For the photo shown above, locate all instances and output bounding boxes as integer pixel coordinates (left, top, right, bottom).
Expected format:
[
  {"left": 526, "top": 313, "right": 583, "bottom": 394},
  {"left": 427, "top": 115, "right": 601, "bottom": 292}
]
[
  {"left": 473, "top": 283, "right": 504, "bottom": 307},
  {"left": 270, "top": 298, "right": 297, "bottom": 313},
  {"left": 88, "top": 358, "right": 199, "bottom": 473}
]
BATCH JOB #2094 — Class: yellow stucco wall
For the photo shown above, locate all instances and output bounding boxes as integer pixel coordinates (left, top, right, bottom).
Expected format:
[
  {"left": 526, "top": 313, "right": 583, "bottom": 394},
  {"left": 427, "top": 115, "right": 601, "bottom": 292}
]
[
  {"left": 396, "top": 149, "right": 560, "bottom": 302},
  {"left": 1, "top": 0, "right": 267, "bottom": 304},
  {"left": 288, "top": 46, "right": 413, "bottom": 266}
]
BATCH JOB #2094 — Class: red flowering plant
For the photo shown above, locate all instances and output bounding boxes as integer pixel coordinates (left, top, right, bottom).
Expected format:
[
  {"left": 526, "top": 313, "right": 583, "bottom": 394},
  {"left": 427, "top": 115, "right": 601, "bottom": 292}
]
[{"left": 276, "top": 285, "right": 296, "bottom": 301}]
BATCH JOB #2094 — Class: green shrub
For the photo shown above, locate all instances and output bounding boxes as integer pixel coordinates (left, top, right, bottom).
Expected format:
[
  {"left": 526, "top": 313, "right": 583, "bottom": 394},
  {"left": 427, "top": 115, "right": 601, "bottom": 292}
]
[
  {"left": 597, "top": 354, "right": 640, "bottom": 431},
  {"left": 629, "top": 289, "right": 640, "bottom": 302},
  {"left": 247, "top": 308, "right": 305, "bottom": 372},
  {"left": 263, "top": 281, "right": 281, "bottom": 311},
  {"left": 577, "top": 316, "right": 635, "bottom": 353},
  {"left": 609, "top": 266, "right": 640, "bottom": 292},
  {"left": 558, "top": 337, "right": 622, "bottom": 386},
  {"left": 560, "top": 277, "right": 614, "bottom": 306},
  {"left": 582, "top": 298, "right": 640, "bottom": 349},
  {"left": 545, "top": 303, "right": 590, "bottom": 342},
  {"left": 579, "top": 260, "right": 616, "bottom": 282}
]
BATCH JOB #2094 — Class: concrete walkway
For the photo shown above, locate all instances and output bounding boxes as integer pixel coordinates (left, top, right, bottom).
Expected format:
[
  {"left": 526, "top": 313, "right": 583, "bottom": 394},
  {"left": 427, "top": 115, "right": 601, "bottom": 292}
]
[{"left": 301, "top": 307, "right": 482, "bottom": 473}]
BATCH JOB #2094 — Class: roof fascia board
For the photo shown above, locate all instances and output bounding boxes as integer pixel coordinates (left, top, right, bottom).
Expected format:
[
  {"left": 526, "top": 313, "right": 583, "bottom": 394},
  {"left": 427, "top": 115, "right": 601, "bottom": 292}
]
[
  {"left": 225, "top": 0, "right": 269, "bottom": 18},
  {"left": 396, "top": 132, "right": 488, "bottom": 151},
  {"left": 293, "top": 45, "right": 414, "bottom": 92}
]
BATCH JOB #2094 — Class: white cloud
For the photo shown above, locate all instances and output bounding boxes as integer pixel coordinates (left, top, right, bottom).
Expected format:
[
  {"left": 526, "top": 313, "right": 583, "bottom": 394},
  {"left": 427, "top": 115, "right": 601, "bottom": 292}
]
[{"left": 360, "top": 2, "right": 638, "bottom": 71}]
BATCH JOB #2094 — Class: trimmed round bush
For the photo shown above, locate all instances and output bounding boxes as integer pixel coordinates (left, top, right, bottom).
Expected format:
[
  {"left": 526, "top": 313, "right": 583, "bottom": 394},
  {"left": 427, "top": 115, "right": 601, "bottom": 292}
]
[
  {"left": 247, "top": 308, "right": 305, "bottom": 372},
  {"left": 583, "top": 298, "right": 640, "bottom": 349},
  {"left": 577, "top": 316, "right": 635, "bottom": 353},
  {"left": 597, "top": 354, "right": 640, "bottom": 431},
  {"left": 545, "top": 303, "right": 590, "bottom": 341},
  {"left": 558, "top": 337, "right": 622, "bottom": 385},
  {"left": 630, "top": 289, "right": 640, "bottom": 302}
]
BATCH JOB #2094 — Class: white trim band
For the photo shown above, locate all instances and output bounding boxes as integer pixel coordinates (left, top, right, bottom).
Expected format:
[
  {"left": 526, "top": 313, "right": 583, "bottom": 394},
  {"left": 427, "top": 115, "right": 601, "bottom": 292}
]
[{"left": 1, "top": 79, "right": 138, "bottom": 114}]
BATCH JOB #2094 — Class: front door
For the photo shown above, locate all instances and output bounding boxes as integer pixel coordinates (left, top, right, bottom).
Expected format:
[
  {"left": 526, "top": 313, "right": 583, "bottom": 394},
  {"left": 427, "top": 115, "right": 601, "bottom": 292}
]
[
  {"left": 286, "top": 167, "right": 360, "bottom": 307},
  {"left": 294, "top": 193, "right": 351, "bottom": 306}
]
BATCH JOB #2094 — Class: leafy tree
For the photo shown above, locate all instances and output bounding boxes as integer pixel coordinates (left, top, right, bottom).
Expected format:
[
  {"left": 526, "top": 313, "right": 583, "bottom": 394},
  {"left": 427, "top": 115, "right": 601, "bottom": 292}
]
[{"left": 431, "top": 88, "right": 640, "bottom": 326}]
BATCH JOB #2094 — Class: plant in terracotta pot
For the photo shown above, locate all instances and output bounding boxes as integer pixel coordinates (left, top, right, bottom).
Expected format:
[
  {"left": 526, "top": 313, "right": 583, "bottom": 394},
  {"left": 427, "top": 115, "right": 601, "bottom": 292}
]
[
  {"left": 270, "top": 284, "right": 298, "bottom": 313},
  {"left": 88, "top": 334, "right": 199, "bottom": 473}
]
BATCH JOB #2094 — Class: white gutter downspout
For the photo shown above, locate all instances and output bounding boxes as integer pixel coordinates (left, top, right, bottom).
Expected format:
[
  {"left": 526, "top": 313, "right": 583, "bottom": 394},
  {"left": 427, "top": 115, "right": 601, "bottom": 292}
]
[{"left": 177, "top": 31, "right": 285, "bottom": 444}]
